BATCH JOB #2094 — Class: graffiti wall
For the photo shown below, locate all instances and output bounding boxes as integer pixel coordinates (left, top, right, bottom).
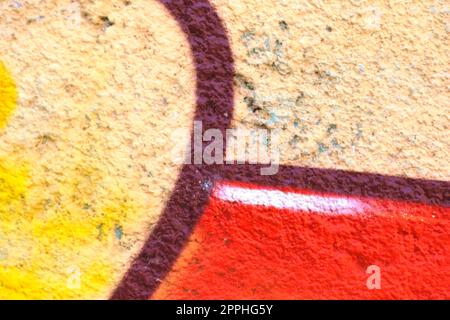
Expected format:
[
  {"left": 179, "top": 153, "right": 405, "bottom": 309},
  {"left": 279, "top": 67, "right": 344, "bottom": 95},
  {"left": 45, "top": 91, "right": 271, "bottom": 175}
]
[{"left": 0, "top": 0, "right": 448, "bottom": 299}]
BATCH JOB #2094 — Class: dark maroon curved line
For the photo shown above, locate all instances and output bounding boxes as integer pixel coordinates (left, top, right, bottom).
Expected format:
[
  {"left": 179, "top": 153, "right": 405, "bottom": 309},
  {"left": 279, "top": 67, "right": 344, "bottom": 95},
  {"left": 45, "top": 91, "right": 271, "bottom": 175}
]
[
  {"left": 112, "top": 0, "right": 450, "bottom": 299},
  {"left": 111, "top": 0, "right": 235, "bottom": 299}
]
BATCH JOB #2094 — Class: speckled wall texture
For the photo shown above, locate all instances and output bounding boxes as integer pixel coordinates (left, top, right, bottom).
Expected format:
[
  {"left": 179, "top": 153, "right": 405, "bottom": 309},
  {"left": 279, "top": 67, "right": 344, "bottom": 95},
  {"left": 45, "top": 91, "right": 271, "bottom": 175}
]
[{"left": 0, "top": 0, "right": 448, "bottom": 299}]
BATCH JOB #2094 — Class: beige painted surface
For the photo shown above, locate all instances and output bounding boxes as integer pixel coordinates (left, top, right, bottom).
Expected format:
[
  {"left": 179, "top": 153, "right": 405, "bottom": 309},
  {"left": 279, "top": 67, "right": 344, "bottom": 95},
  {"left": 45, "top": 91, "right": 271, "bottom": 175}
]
[
  {"left": 0, "top": 0, "right": 196, "bottom": 298},
  {"left": 221, "top": 0, "right": 449, "bottom": 180}
]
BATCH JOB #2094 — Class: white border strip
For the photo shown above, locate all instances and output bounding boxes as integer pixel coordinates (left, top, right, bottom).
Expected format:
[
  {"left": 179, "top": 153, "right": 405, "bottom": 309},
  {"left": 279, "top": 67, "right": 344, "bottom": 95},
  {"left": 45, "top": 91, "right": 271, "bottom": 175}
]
[{"left": 214, "top": 184, "right": 366, "bottom": 215}]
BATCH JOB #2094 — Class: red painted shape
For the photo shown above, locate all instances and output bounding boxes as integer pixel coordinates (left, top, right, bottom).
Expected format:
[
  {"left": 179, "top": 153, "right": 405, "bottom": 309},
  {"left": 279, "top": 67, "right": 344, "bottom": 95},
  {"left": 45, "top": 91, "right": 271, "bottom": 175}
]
[{"left": 152, "top": 181, "right": 450, "bottom": 299}]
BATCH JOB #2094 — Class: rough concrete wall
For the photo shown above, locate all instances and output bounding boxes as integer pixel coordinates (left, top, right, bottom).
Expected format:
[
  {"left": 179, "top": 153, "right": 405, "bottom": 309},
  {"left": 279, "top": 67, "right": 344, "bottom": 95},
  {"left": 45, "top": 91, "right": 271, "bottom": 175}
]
[
  {"left": 0, "top": 0, "right": 448, "bottom": 299},
  {"left": 224, "top": 0, "right": 449, "bottom": 179}
]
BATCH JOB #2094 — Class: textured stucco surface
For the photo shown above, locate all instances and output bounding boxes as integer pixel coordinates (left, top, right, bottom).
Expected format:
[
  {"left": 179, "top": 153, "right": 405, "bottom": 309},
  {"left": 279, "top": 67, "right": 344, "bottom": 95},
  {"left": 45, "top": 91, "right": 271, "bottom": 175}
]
[
  {"left": 0, "top": 0, "right": 196, "bottom": 298},
  {"left": 0, "top": 0, "right": 449, "bottom": 299},
  {"left": 153, "top": 181, "right": 449, "bottom": 299},
  {"left": 221, "top": 0, "right": 449, "bottom": 179}
]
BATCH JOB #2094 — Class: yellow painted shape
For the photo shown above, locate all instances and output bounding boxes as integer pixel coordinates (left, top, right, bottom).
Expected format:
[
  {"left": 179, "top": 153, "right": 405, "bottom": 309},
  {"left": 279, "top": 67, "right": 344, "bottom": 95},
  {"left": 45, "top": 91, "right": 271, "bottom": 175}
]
[
  {"left": 0, "top": 61, "right": 17, "bottom": 129},
  {"left": 0, "top": 158, "right": 143, "bottom": 298},
  {"left": 0, "top": 0, "right": 195, "bottom": 299},
  {"left": 0, "top": 35, "right": 144, "bottom": 300},
  {"left": 0, "top": 157, "right": 28, "bottom": 208}
]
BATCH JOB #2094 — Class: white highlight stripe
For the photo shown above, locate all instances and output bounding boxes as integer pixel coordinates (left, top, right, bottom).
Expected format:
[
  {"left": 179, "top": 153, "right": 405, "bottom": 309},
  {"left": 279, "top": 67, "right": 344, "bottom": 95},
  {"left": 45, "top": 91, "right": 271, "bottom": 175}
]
[{"left": 213, "top": 184, "right": 366, "bottom": 215}]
